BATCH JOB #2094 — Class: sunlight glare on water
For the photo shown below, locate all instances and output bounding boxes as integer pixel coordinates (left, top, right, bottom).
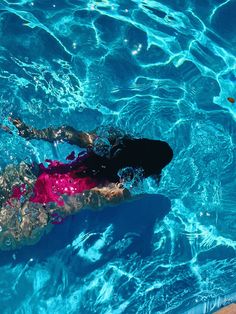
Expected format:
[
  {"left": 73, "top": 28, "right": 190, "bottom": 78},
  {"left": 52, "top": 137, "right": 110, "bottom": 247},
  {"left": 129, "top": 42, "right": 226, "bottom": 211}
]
[{"left": 0, "top": 0, "right": 236, "bottom": 313}]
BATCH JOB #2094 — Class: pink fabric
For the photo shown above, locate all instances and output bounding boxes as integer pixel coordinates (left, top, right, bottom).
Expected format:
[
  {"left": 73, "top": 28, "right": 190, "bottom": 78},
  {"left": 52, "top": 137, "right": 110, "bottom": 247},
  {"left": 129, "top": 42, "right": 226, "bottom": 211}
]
[
  {"left": 10, "top": 151, "right": 100, "bottom": 207},
  {"left": 29, "top": 169, "right": 97, "bottom": 206},
  {"left": 11, "top": 184, "right": 26, "bottom": 199},
  {"left": 8, "top": 183, "right": 27, "bottom": 206},
  {"left": 30, "top": 153, "right": 98, "bottom": 206}
]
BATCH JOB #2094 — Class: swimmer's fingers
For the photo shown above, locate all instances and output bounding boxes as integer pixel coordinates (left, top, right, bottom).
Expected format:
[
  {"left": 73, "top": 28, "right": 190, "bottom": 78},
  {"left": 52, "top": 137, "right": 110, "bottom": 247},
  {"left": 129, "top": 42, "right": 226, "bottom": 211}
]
[
  {"left": 9, "top": 117, "right": 25, "bottom": 129},
  {"left": 9, "top": 117, "right": 32, "bottom": 139}
]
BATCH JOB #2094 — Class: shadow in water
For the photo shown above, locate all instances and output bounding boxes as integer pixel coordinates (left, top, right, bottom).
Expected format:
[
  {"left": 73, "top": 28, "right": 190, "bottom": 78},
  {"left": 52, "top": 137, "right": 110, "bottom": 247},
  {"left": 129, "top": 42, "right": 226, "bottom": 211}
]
[{"left": 0, "top": 194, "right": 171, "bottom": 268}]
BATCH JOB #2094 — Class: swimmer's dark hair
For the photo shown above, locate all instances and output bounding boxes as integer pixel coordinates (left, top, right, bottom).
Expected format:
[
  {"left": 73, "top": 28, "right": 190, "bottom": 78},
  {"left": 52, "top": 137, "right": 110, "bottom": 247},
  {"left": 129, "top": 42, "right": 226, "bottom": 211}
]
[
  {"left": 4, "top": 118, "right": 173, "bottom": 183},
  {"left": 81, "top": 138, "right": 173, "bottom": 183},
  {"left": 117, "top": 138, "right": 173, "bottom": 178}
]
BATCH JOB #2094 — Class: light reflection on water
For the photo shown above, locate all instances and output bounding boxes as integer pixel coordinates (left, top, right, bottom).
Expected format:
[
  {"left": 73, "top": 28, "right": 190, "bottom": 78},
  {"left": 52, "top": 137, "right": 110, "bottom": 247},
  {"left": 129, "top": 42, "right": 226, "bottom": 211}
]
[{"left": 0, "top": 0, "right": 236, "bottom": 313}]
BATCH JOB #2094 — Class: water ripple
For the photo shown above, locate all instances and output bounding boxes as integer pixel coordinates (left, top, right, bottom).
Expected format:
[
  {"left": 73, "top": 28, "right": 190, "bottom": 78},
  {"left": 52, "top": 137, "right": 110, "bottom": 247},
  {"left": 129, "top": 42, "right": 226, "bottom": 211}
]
[{"left": 0, "top": 0, "right": 236, "bottom": 313}]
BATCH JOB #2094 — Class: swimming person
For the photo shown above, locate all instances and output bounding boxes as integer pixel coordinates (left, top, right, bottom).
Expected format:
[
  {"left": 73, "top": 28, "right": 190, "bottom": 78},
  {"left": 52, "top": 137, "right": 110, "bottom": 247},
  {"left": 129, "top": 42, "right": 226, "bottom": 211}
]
[{"left": 0, "top": 117, "right": 173, "bottom": 250}]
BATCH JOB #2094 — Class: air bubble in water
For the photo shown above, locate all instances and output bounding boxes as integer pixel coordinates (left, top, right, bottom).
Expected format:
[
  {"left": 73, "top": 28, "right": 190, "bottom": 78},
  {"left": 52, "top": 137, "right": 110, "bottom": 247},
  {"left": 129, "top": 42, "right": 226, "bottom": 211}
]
[{"left": 93, "top": 137, "right": 111, "bottom": 157}]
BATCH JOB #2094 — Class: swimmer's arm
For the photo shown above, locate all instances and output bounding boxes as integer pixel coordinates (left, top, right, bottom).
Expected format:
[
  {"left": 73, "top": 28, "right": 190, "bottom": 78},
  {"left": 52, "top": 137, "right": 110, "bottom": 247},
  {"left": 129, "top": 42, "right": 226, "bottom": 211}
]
[
  {"left": 61, "top": 184, "right": 131, "bottom": 215},
  {"left": 9, "top": 118, "right": 96, "bottom": 148},
  {"left": 84, "top": 185, "right": 131, "bottom": 209}
]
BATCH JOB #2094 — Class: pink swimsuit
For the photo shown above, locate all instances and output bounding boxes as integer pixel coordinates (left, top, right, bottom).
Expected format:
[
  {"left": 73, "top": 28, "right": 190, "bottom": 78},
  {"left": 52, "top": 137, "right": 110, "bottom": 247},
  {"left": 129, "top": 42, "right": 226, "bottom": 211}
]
[{"left": 9, "top": 151, "right": 100, "bottom": 207}]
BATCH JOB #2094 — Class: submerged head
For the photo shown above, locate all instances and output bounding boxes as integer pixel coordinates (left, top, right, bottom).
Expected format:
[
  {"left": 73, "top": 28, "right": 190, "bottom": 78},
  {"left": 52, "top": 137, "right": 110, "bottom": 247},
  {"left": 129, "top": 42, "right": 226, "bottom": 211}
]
[
  {"left": 104, "top": 137, "right": 173, "bottom": 182},
  {"left": 83, "top": 137, "right": 173, "bottom": 183},
  {"left": 137, "top": 139, "right": 173, "bottom": 178}
]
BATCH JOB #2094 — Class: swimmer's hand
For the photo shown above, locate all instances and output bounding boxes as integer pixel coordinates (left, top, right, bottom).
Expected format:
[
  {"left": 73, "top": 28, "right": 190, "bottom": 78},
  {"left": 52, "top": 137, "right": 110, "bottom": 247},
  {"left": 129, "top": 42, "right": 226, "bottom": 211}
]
[{"left": 9, "top": 117, "right": 33, "bottom": 139}]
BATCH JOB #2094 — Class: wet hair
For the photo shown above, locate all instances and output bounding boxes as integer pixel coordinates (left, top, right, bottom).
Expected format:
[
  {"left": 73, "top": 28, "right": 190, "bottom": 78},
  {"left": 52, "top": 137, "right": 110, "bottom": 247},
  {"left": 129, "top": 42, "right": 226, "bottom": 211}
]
[
  {"left": 81, "top": 138, "right": 173, "bottom": 183},
  {"left": 109, "top": 138, "right": 173, "bottom": 179}
]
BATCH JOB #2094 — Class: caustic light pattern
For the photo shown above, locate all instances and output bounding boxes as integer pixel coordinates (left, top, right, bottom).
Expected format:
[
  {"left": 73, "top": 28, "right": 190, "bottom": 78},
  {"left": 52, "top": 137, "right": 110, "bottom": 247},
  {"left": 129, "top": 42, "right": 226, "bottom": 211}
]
[{"left": 0, "top": 0, "right": 236, "bottom": 313}]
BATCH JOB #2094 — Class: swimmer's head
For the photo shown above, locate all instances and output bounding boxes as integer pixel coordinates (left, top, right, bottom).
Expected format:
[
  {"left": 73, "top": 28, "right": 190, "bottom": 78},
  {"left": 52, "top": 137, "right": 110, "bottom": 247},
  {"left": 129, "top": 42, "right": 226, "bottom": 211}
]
[
  {"left": 136, "top": 139, "right": 173, "bottom": 178},
  {"left": 89, "top": 137, "right": 173, "bottom": 183}
]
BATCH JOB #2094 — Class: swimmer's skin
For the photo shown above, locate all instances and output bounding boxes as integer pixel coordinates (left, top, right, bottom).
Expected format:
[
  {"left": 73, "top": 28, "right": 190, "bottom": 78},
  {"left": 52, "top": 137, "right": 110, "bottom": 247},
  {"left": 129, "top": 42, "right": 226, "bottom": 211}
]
[
  {"left": 0, "top": 118, "right": 173, "bottom": 250},
  {"left": 9, "top": 117, "right": 173, "bottom": 181},
  {"left": 0, "top": 164, "right": 130, "bottom": 250},
  {"left": 9, "top": 117, "right": 97, "bottom": 148},
  {"left": 214, "top": 303, "right": 236, "bottom": 314},
  {"left": 0, "top": 119, "right": 130, "bottom": 249}
]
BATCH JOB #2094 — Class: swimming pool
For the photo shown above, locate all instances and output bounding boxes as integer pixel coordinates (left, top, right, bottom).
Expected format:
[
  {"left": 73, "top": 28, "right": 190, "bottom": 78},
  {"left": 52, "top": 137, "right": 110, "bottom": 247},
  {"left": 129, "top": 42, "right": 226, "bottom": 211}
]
[{"left": 0, "top": 0, "right": 236, "bottom": 313}]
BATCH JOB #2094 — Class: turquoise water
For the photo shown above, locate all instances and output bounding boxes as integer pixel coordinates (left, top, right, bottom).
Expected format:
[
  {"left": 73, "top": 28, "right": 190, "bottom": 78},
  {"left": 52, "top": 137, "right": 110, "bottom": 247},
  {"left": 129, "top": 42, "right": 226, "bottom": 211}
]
[{"left": 0, "top": 0, "right": 236, "bottom": 313}]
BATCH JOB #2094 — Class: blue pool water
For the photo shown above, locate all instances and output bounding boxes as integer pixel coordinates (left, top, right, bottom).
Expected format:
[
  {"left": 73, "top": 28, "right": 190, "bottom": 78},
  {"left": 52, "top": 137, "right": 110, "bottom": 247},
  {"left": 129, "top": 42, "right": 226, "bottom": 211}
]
[{"left": 0, "top": 0, "right": 236, "bottom": 313}]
